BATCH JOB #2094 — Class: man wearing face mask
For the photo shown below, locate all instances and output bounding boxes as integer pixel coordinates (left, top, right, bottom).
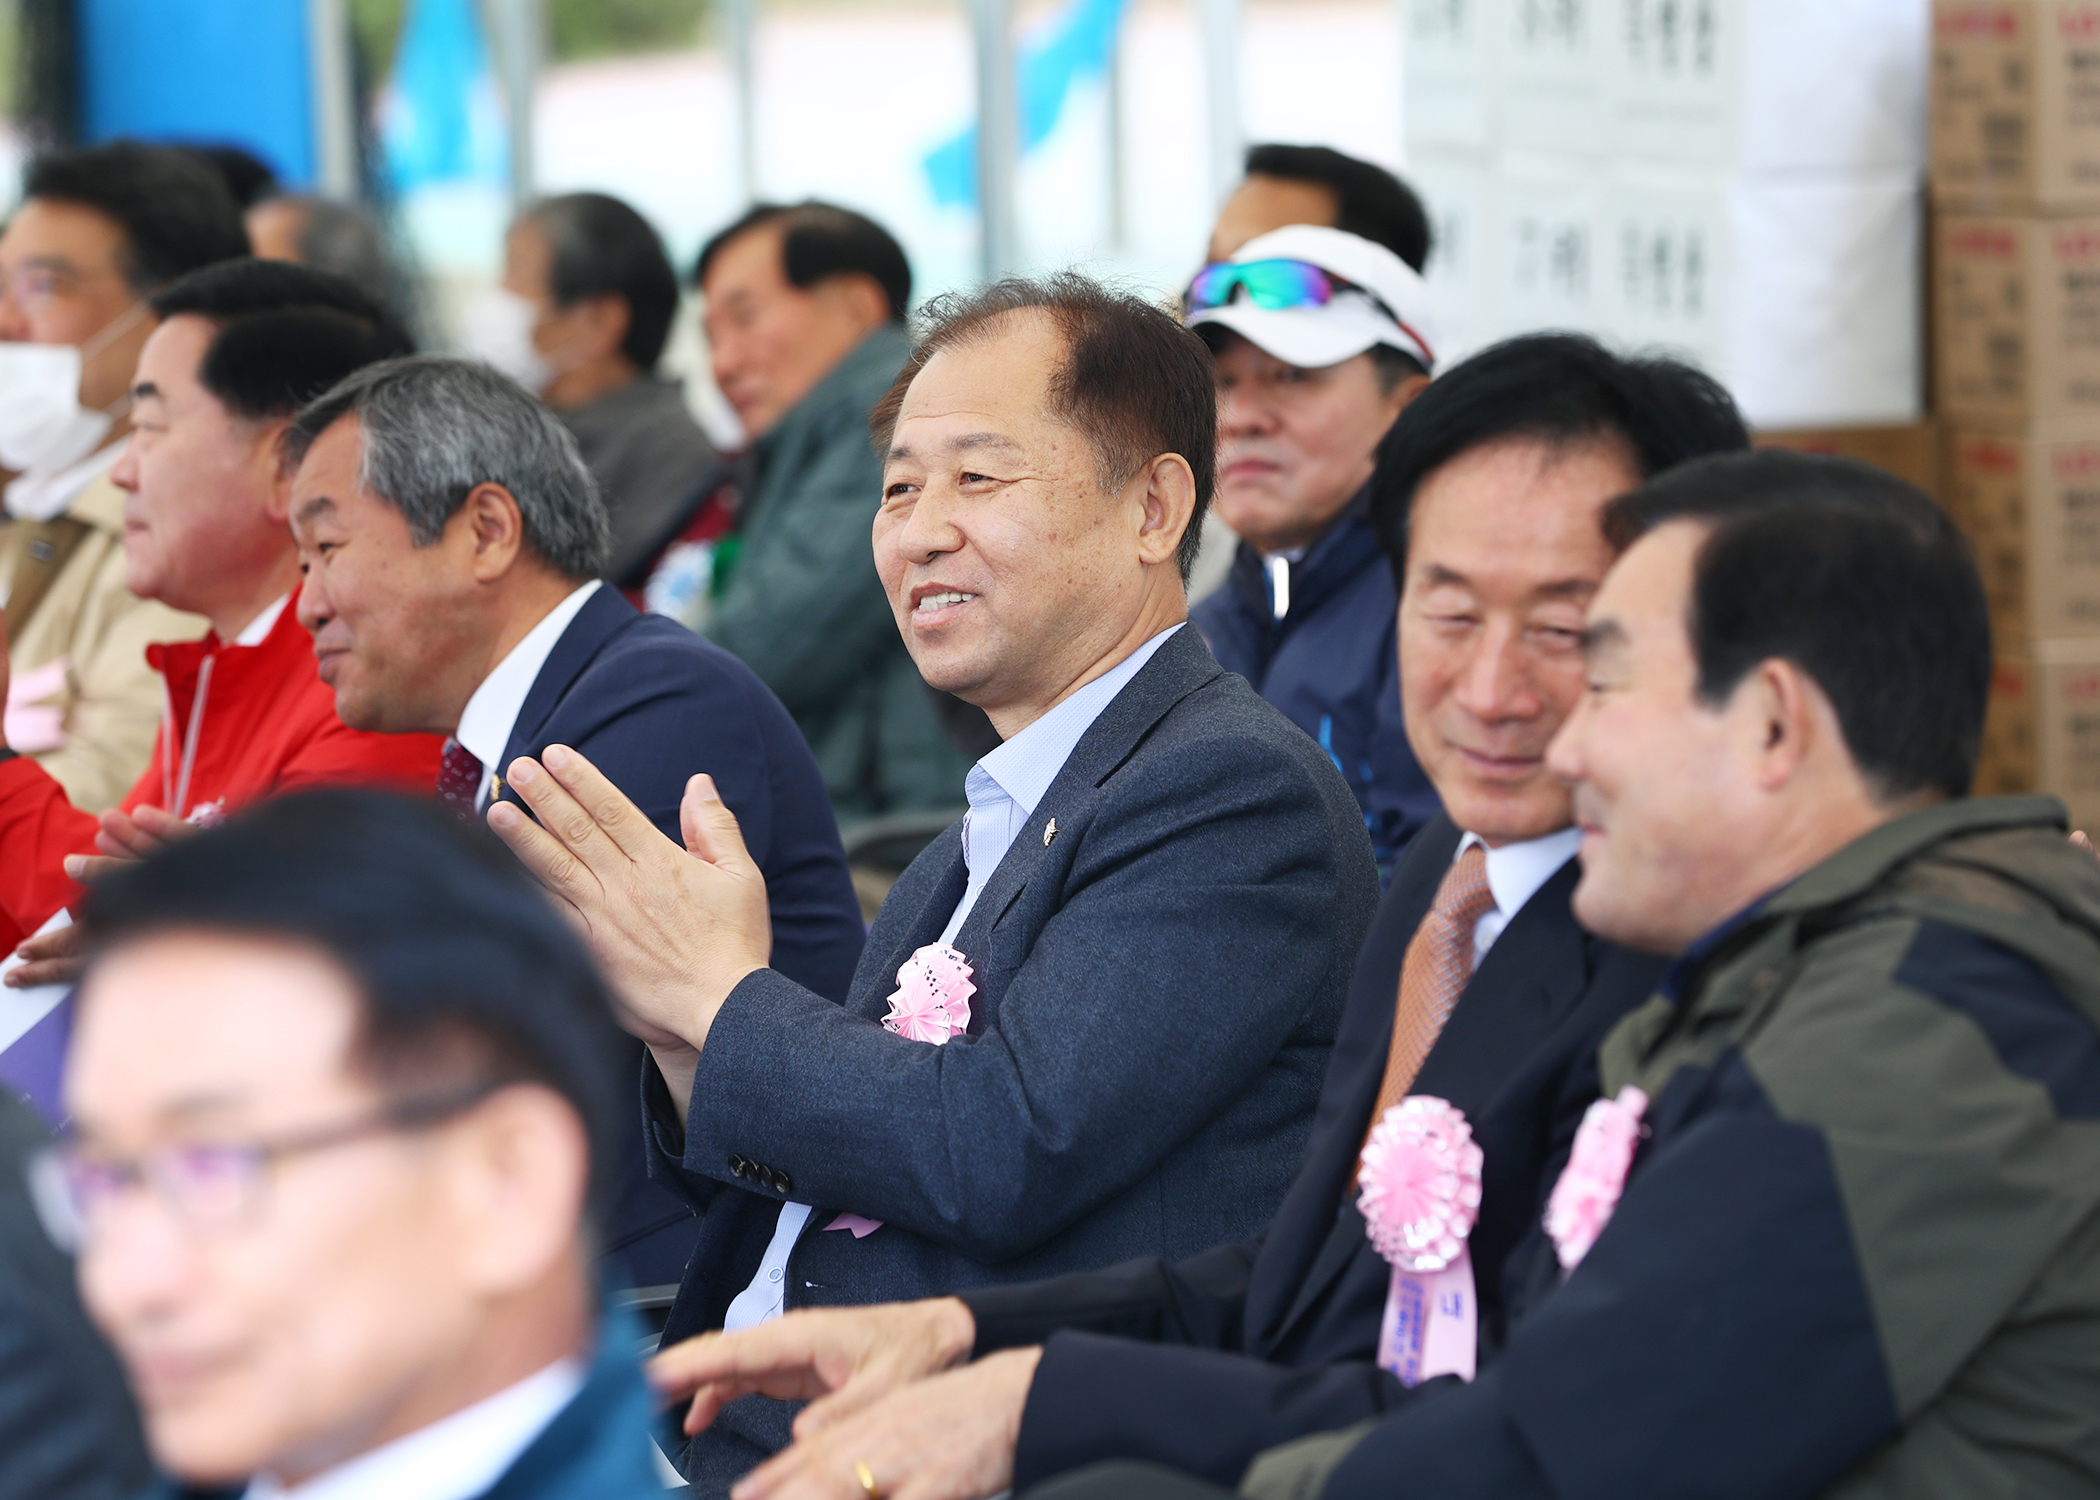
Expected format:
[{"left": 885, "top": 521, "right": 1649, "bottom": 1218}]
[
  {"left": 0, "top": 142, "right": 250, "bottom": 814},
  {"left": 467, "top": 194, "right": 717, "bottom": 587},
  {"left": 1187, "top": 226, "right": 1441, "bottom": 876}
]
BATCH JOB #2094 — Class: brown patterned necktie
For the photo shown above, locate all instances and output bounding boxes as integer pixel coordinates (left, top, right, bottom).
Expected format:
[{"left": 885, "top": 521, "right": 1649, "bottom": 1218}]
[{"left": 1360, "top": 843, "right": 1496, "bottom": 1160}]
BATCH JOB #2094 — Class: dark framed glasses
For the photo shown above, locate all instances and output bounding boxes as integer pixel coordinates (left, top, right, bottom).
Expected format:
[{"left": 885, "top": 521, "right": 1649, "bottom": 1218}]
[{"left": 29, "top": 1080, "right": 504, "bottom": 1252}]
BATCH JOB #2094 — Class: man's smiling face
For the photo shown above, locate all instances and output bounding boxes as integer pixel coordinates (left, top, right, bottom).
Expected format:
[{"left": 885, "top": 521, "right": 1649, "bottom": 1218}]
[{"left": 872, "top": 309, "right": 1166, "bottom": 725}]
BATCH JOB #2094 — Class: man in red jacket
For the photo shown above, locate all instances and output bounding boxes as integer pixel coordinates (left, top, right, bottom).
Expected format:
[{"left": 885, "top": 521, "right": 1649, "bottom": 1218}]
[{"left": 0, "top": 259, "right": 442, "bottom": 970}]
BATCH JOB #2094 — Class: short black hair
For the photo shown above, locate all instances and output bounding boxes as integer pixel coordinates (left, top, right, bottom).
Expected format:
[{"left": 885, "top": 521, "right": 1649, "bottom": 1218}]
[
  {"left": 23, "top": 140, "right": 250, "bottom": 295},
  {"left": 1369, "top": 332, "right": 1750, "bottom": 577},
  {"left": 696, "top": 201, "right": 911, "bottom": 323},
  {"left": 150, "top": 258, "right": 416, "bottom": 422},
  {"left": 80, "top": 791, "right": 632, "bottom": 1230},
  {"left": 870, "top": 273, "right": 1216, "bottom": 581},
  {"left": 523, "top": 192, "right": 680, "bottom": 371},
  {"left": 1243, "top": 143, "right": 1432, "bottom": 272},
  {"left": 1603, "top": 450, "right": 1991, "bottom": 802},
  {"left": 178, "top": 143, "right": 279, "bottom": 209}
]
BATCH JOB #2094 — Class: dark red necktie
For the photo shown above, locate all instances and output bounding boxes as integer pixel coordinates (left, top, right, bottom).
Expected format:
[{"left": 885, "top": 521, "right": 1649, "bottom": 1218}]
[{"left": 436, "top": 738, "right": 484, "bottom": 817}]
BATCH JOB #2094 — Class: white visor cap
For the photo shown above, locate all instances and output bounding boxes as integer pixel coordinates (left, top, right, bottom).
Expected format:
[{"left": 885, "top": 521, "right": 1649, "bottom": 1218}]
[{"left": 1185, "top": 224, "right": 1440, "bottom": 374}]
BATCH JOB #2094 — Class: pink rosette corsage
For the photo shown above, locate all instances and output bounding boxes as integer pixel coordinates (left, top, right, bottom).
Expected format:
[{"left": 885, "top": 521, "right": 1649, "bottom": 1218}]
[
  {"left": 1543, "top": 1085, "right": 1649, "bottom": 1273},
  {"left": 880, "top": 942, "right": 977, "bottom": 1045},
  {"left": 1356, "top": 1096, "right": 1484, "bottom": 1386}
]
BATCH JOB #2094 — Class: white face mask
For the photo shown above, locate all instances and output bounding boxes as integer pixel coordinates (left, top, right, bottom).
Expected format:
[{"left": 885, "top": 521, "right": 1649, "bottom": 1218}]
[
  {"left": 461, "top": 287, "right": 555, "bottom": 393},
  {"left": 0, "top": 300, "right": 151, "bottom": 475}
]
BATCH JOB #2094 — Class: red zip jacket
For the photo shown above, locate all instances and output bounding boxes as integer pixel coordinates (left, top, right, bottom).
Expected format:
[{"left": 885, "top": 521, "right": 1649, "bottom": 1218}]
[{"left": 0, "top": 591, "right": 442, "bottom": 946}]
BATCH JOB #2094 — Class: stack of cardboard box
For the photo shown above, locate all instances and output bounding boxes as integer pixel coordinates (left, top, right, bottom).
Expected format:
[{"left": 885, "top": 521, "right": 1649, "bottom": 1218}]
[{"left": 1932, "top": 2, "right": 2100, "bottom": 821}]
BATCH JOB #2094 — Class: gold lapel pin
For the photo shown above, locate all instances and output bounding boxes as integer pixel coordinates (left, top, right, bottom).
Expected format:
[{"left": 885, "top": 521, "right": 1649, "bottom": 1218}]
[
  {"left": 1043, "top": 818, "right": 1057, "bottom": 846},
  {"left": 489, "top": 772, "right": 504, "bottom": 799}
]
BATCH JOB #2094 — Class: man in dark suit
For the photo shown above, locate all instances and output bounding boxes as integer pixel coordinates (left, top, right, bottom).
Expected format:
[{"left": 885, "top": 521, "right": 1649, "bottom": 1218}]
[
  {"left": 630, "top": 334, "right": 1753, "bottom": 1500},
  {"left": 489, "top": 276, "right": 1380, "bottom": 1490},
  {"left": 281, "top": 356, "right": 866, "bottom": 1289}
]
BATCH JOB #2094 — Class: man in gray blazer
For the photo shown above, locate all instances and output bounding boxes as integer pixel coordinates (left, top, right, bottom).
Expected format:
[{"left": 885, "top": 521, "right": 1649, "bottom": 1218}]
[{"left": 492, "top": 273, "right": 1379, "bottom": 1491}]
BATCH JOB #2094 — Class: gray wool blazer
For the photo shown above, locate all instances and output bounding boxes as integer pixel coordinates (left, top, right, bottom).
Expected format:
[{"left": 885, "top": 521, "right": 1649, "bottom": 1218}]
[{"left": 644, "top": 625, "right": 1380, "bottom": 1489}]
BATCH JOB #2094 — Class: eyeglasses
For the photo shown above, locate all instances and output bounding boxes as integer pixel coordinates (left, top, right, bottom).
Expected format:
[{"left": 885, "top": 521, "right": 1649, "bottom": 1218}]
[
  {"left": 0, "top": 263, "right": 113, "bottom": 321},
  {"left": 1184, "top": 258, "right": 1434, "bottom": 366},
  {"left": 30, "top": 1081, "right": 503, "bottom": 1253}
]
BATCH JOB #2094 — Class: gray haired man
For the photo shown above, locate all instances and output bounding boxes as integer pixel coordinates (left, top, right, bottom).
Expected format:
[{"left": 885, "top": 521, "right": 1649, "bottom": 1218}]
[{"left": 284, "top": 356, "right": 867, "bottom": 1289}]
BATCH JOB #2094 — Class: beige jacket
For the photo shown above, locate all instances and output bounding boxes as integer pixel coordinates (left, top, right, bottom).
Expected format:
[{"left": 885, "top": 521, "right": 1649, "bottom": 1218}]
[{"left": 0, "top": 469, "right": 207, "bottom": 812}]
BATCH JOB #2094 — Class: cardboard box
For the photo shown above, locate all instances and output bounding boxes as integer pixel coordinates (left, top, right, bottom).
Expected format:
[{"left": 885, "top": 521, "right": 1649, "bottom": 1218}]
[
  {"left": 1946, "top": 423, "right": 2100, "bottom": 637},
  {"left": 1975, "top": 639, "right": 2100, "bottom": 829},
  {"left": 1753, "top": 421, "right": 1942, "bottom": 497},
  {"left": 1614, "top": 0, "right": 1929, "bottom": 173},
  {"left": 1935, "top": 212, "right": 2100, "bottom": 420},
  {"left": 1931, "top": 2, "right": 2100, "bottom": 212}
]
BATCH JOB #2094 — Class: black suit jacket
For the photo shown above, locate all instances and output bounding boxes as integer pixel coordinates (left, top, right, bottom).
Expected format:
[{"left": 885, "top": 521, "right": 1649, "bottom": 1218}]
[
  {"left": 645, "top": 626, "right": 1380, "bottom": 1490},
  {"left": 963, "top": 814, "right": 1669, "bottom": 1490},
  {"left": 493, "top": 585, "right": 866, "bottom": 1287}
]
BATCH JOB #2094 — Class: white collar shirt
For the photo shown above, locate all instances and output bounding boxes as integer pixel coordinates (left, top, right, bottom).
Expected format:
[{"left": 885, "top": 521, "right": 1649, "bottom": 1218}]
[
  {"left": 241, "top": 1355, "right": 586, "bottom": 1500},
  {"left": 721, "top": 623, "right": 1184, "bottom": 1337},
  {"left": 1454, "top": 826, "right": 1584, "bottom": 968},
  {"left": 2, "top": 440, "right": 119, "bottom": 523},
  {"left": 454, "top": 581, "right": 601, "bottom": 810},
  {"left": 232, "top": 593, "right": 290, "bottom": 648},
  {"left": 939, "top": 623, "right": 1183, "bottom": 944}
]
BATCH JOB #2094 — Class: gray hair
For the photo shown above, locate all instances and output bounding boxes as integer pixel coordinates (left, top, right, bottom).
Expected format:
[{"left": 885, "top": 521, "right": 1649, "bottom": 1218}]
[{"left": 284, "top": 356, "right": 611, "bottom": 581}]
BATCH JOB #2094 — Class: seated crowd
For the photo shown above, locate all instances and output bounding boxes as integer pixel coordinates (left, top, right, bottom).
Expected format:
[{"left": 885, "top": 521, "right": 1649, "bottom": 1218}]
[{"left": 0, "top": 137, "right": 2094, "bottom": 1500}]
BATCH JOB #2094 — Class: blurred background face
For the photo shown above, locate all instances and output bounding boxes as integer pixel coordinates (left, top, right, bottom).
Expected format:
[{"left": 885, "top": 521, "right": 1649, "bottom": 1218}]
[
  {"left": 290, "top": 417, "right": 487, "bottom": 735},
  {"left": 70, "top": 932, "right": 484, "bottom": 1487},
  {"left": 873, "top": 312, "right": 1163, "bottom": 720},
  {"left": 1208, "top": 174, "right": 1338, "bottom": 262},
  {"left": 1399, "top": 437, "right": 1632, "bottom": 846},
  {"left": 498, "top": 217, "right": 611, "bottom": 392},
  {"left": 1211, "top": 331, "right": 1414, "bottom": 555},
  {"left": 1549, "top": 520, "right": 1765, "bottom": 953},
  {"left": 0, "top": 197, "right": 154, "bottom": 414},
  {"left": 701, "top": 222, "right": 879, "bottom": 440},
  {"left": 111, "top": 315, "right": 287, "bottom": 613}
]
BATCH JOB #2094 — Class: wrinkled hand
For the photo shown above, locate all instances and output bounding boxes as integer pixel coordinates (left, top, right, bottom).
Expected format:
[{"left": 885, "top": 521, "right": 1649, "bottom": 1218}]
[
  {"left": 727, "top": 1348, "right": 1042, "bottom": 1500},
  {"left": 5, "top": 917, "right": 83, "bottom": 988},
  {"left": 486, "top": 747, "right": 770, "bottom": 1069},
  {"left": 650, "top": 1299, "right": 978, "bottom": 1442}
]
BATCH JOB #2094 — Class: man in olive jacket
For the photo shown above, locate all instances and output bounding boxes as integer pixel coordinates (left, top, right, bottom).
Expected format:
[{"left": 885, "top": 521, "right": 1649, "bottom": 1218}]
[{"left": 697, "top": 203, "right": 970, "bottom": 821}]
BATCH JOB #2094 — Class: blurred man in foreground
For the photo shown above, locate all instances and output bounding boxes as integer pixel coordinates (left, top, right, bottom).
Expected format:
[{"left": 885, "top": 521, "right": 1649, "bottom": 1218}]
[
  {"left": 49, "top": 791, "right": 666, "bottom": 1499},
  {"left": 0, "top": 141, "right": 248, "bottom": 810},
  {"left": 0, "top": 260, "right": 439, "bottom": 988},
  {"left": 636, "top": 334, "right": 1751, "bottom": 1498},
  {"left": 667, "top": 453, "right": 2100, "bottom": 1500},
  {"left": 1188, "top": 224, "right": 1440, "bottom": 871},
  {"left": 284, "top": 354, "right": 864, "bottom": 1286},
  {"left": 472, "top": 193, "right": 715, "bottom": 583},
  {"left": 696, "top": 201, "right": 968, "bottom": 821},
  {"left": 491, "top": 274, "right": 1377, "bottom": 1488}
]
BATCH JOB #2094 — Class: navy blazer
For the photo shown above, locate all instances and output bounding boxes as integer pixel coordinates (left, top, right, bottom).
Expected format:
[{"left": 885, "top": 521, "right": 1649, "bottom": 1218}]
[
  {"left": 962, "top": 814, "right": 1668, "bottom": 1491},
  {"left": 646, "top": 626, "right": 1379, "bottom": 1489},
  {"left": 493, "top": 585, "right": 866, "bottom": 1287}
]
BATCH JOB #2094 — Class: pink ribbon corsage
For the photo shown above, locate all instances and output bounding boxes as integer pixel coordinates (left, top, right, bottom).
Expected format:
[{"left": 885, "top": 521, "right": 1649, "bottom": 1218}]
[
  {"left": 1543, "top": 1085, "right": 1649, "bottom": 1273},
  {"left": 880, "top": 942, "right": 976, "bottom": 1045},
  {"left": 1356, "top": 1096, "right": 1484, "bottom": 1386}
]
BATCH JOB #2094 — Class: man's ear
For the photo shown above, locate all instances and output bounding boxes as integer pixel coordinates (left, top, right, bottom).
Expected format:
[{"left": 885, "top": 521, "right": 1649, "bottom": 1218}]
[
  {"left": 259, "top": 418, "right": 297, "bottom": 525},
  {"left": 569, "top": 294, "right": 633, "bottom": 366},
  {"left": 1133, "top": 453, "right": 1198, "bottom": 571},
  {"left": 462, "top": 482, "right": 529, "bottom": 582},
  {"left": 813, "top": 273, "right": 891, "bottom": 338},
  {"left": 1745, "top": 657, "right": 1818, "bottom": 791},
  {"left": 1385, "top": 371, "right": 1432, "bottom": 423},
  {"left": 440, "top": 1084, "right": 592, "bottom": 1298}
]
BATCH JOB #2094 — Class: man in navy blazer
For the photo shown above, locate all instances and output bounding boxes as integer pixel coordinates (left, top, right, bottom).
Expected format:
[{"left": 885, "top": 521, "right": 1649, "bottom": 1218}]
[
  {"left": 626, "top": 335, "right": 1751, "bottom": 1500},
  {"left": 492, "top": 276, "right": 1380, "bottom": 1491},
  {"left": 283, "top": 356, "right": 866, "bottom": 1288}
]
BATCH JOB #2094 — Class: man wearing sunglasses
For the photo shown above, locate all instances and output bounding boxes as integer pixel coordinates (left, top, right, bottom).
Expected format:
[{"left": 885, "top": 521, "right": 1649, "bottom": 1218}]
[
  {"left": 1186, "top": 225, "right": 1441, "bottom": 877},
  {"left": 49, "top": 791, "right": 667, "bottom": 1499}
]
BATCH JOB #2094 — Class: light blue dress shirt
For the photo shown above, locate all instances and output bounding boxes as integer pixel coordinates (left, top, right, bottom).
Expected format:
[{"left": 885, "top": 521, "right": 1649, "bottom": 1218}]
[
  {"left": 940, "top": 623, "right": 1183, "bottom": 941},
  {"left": 721, "top": 622, "right": 1184, "bottom": 1332}
]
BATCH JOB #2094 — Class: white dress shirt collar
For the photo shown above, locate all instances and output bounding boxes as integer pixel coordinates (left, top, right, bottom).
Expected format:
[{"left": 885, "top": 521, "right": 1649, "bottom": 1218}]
[
  {"left": 940, "top": 623, "right": 1182, "bottom": 944},
  {"left": 231, "top": 594, "right": 291, "bottom": 648},
  {"left": 242, "top": 1355, "right": 586, "bottom": 1500},
  {"left": 1454, "top": 825, "right": 1584, "bottom": 967},
  {"left": 454, "top": 581, "right": 601, "bottom": 804},
  {"left": 3, "top": 440, "right": 119, "bottom": 523}
]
